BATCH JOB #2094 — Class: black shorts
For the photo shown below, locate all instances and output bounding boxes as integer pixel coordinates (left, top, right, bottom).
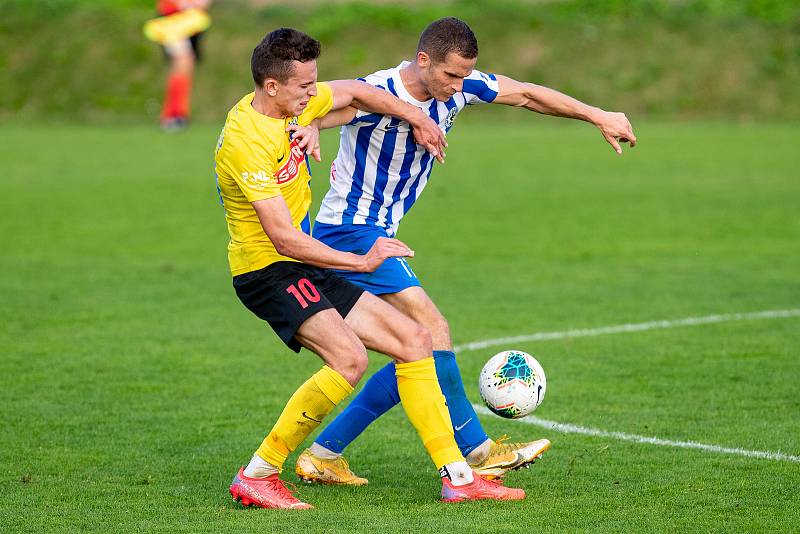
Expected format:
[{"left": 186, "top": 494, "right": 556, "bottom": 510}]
[
  {"left": 233, "top": 261, "right": 365, "bottom": 353},
  {"left": 160, "top": 32, "right": 204, "bottom": 61}
]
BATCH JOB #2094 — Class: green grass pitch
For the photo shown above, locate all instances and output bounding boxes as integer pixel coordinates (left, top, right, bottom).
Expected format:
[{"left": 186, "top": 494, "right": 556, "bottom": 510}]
[{"left": 1, "top": 119, "right": 798, "bottom": 532}]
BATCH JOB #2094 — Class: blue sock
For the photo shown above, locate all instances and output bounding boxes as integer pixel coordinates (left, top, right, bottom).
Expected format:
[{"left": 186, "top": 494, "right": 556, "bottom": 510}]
[
  {"left": 433, "top": 350, "right": 489, "bottom": 457},
  {"left": 314, "top": 361, "right": 400, "bottom": 454},
  {"left": 313, "top": 351, "right": 490, "bottom": 457}
]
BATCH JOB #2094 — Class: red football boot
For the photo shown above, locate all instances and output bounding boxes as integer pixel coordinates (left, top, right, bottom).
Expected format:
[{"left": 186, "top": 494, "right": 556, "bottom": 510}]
[
  {"left": 229, "top": 467, "right": 313, "bottom": 510},
  {"left": 441, "top": 472, "right": 526, "bottom": 503}
]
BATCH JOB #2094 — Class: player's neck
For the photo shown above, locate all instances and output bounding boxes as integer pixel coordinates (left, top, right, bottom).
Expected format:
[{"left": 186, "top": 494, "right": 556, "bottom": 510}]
[
  {"left": 400, "top": 62, "right": 433, "bottom": 102},
  {"left": 251, "top": 89, "right": 286, "bottom": 119}
]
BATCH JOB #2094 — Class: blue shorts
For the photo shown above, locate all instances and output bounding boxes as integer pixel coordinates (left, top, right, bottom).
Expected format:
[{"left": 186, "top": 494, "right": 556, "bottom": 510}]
[{"left": 313, "top": 222, "right": 421, "bottom": 295}]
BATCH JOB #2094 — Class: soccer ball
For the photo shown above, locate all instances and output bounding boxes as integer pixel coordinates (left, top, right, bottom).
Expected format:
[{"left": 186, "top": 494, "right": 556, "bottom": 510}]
[{"left": 479, "top": 350, "right": 546, "bottom": 419}]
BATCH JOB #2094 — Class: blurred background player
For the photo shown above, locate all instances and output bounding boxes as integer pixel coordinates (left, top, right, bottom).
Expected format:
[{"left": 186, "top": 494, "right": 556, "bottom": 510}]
[
  {"left": 292, "top": 17, "right": 637, "bottom": 486},
  {"left": 217, "top": 28, "right": 525, "bottom": 509},
  {"left": 150, "top": 0, "right": 213, "bottom": 131}
]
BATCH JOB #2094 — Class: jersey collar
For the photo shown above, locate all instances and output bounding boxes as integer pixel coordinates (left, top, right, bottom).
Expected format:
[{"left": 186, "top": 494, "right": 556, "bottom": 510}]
[{"left": 394, "top": 61, "right": 434, "bottom": 107}]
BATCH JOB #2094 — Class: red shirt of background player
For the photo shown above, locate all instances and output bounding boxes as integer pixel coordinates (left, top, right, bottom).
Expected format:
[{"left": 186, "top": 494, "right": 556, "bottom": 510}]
[{"left": 157, "top": 0, "right": 181, "bottom": 16}]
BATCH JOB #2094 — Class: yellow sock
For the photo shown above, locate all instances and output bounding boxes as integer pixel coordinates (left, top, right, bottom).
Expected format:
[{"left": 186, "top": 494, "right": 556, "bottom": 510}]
[
  {"left": 395, "top": 357, "right": 464, "bottom": 468},
  {"left": 255, "top": 365, "right": 353, "bottom": 470}
]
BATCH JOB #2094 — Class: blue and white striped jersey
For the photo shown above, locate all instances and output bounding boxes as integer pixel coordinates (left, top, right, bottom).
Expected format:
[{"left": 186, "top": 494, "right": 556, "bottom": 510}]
[{"left": 315, "top": 61, "right": 499, "bottom": 236}]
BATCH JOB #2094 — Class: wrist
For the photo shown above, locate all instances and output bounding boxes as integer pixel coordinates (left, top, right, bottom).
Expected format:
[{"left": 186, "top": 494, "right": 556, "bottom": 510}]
[
  {"left": 583, "top": 106, "right": 605, "bottom": 125},
  {"left": 352, "top": 253, "right": 369, "bottom": 272},
  {"left": 403, "top": 104, "right": 426, "bottom": 126}
]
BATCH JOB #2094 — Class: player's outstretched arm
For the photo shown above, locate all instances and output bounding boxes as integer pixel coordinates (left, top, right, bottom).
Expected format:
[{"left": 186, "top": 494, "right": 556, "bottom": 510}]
[
  {"left": 252, "top": 196, "right": 414, "bottom": 273},
  {"left": 326, "top": 79, "right": 447, "bottom": 162},
  {"left": 319, "top": 106, "right": 358, "bottom": 130},
  {"left": 493, "top": 75, "right": 637, "bottom": 155}
]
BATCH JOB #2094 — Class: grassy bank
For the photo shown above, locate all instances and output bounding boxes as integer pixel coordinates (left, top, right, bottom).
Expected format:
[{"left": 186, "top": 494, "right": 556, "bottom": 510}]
[{"left": 2, "top": 0, "right": 800, "bottom": 123}]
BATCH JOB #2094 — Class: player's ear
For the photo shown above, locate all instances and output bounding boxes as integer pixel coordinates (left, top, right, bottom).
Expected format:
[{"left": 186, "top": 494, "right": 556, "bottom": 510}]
[
  {"left": 417, "top": 51, "right": 431, "bottom": 69},
  {"left": 264, "top": 79, "right": 279, "bottom": 96}
]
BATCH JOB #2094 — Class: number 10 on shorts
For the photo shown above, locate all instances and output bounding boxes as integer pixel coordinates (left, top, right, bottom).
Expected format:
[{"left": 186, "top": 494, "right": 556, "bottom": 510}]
[{"left": 286, "top": 278, "right": 321, "bottom": 309}]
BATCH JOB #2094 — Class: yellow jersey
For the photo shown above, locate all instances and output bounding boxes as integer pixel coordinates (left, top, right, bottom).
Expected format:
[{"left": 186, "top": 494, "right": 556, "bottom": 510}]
[{"left": 214, "top": 83, "right": 334, "bottom": 276}]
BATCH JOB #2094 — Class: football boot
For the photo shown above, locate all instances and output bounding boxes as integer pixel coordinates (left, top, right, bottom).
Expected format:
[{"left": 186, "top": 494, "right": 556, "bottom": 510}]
[
  {"left": 229, "top": 467, "right": 313, "bottom": 510},
  {"left": 470, "top": 436, "right": 551, "bottom": 478},
  {"left": 441, "top": 472, "right": 526, "bottom": 503},
  {"left": 295, "top": 449, "right": 368, "bottom": 486}
]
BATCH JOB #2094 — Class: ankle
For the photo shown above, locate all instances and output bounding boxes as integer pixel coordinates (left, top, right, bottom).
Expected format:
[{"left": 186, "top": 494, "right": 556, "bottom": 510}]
[
  {"left": 243, "top": 454, "right": 279, "bottom": 478},
  {"left": 465, "top": 438, "right": 492, "bottom": 465},
  {"left": 440, "top": 461, "right": 474, "bottom": 486},
  {"left": 309, "top": 442, "right": 342, "bottom": 460}
]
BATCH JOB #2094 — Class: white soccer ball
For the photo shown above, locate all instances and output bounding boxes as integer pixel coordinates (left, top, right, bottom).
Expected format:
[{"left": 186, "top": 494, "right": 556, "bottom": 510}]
[{"left": 479, "top": 350, "right": 546, "bottom": 419}]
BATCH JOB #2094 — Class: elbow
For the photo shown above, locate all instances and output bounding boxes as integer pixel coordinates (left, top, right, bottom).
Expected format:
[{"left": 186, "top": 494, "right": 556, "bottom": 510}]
[
  {"left": 269, "top": 230, "right": 296, "bottom": 258},
  {"left": 272, "top": 236, "right": 294, "bottom": 258}
]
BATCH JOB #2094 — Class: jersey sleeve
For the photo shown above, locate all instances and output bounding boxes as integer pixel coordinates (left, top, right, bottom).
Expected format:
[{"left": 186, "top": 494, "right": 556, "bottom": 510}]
[
  {"left": 218, "top": 136, "right": 280, "bottom": 202},
  {"left": 462, "top": 70, "right": 500, "bottom": 105},
  {"left": 298, "top": 82, "right": 334, "bottom": 125}
]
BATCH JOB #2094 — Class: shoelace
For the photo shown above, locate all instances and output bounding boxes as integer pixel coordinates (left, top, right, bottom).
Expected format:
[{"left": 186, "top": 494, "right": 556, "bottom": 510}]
[
  {"left": 332, "top": 456, "right": 348, "bottom": 468},
  {"left": 476, "top": 473, "right": 504, "bottom": 487},
  {"left": 456, "top": 474, "right": 508, "bottom": 495},
  {"left": 266, "top": 477, "right": 301, "bottom": 502},
  {"left": 492, "top": 434, "right": 521, "bottom": 454},
  {"left": 473, "top": 473, "right": 503, "bottom": 486},
  {"left": 330, "top": 456, "right": 358, "bottom": 475}
]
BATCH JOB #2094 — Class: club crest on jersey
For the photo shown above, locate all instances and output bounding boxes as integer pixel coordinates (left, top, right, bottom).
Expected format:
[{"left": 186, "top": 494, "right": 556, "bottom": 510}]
[
  {"left": 275, "top": 137, "right": 306, "bottom": 184},
  {"left": 444, "top": 107, "right": 458, "bottom": 129}
]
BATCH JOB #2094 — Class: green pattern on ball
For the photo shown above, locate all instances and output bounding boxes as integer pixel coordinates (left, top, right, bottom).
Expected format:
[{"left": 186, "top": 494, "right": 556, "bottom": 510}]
[
  {"left": 493, "top": 351, "right": 535, "bottom": 387},
  {"left": 487, "top": 404, "right": 521, "bottom": 418}
]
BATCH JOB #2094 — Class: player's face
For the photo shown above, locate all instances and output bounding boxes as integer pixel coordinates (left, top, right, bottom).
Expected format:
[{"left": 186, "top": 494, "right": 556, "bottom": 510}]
[
  {"left": 423, "top": 52, "right": 476, "bottom": 101},
  {"left": 277, "top": 60, "right": 318, "bottom": 116}
]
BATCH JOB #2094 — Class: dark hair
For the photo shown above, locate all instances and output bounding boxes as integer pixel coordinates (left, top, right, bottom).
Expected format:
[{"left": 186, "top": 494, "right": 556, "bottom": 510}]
[
  {"left": 417, "top": 17, "right": 478, "bottom": 63},
  {"left": 251, "top": 28, "right": 321, "bottom": 85}
]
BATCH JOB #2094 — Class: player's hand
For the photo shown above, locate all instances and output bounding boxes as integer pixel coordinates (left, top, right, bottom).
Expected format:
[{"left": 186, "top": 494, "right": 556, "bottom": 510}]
[
  {"left": 286, "top": 122, "right": 322, "bottom": 162},
  {"left": 360, "top": 237, "right": 414, "bottom": 272},
  {"left": 408, "top": 110, "right": 447, "bottom": 164},
  {"left": 594, "top": 111, "right": 637, "bottom": 155}
]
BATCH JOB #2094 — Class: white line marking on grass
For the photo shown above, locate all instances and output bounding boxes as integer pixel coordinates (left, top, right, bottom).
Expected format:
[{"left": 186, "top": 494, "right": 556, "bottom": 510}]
[
  {"left": 472, "top": 405, "right": 800, "bottom": 463},
  {"left": 454, "top": 308, "right": 800, "bottom": 353}
]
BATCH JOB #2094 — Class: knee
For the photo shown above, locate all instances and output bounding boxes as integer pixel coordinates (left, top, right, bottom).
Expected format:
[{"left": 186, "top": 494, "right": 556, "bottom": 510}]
[
  {"left": 396, "top": 322, "right": 433, "bottom": 362},
  {"left": 173, "top": 53, "right": 195, "bottom": 73},
  {"left": 411, "top": 322, "right": 433, "bottom": 357},
  {"left": 331, "top": 347, "right": 369, "bottom": 386}
]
